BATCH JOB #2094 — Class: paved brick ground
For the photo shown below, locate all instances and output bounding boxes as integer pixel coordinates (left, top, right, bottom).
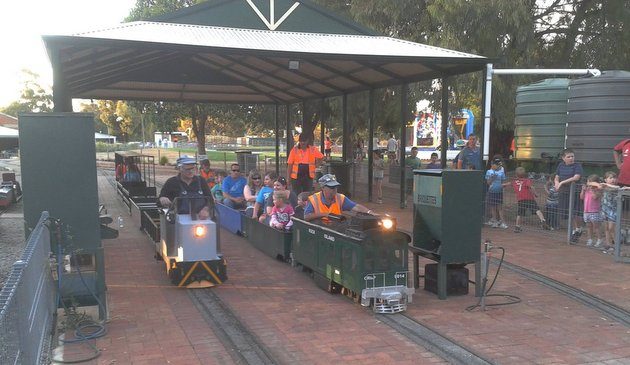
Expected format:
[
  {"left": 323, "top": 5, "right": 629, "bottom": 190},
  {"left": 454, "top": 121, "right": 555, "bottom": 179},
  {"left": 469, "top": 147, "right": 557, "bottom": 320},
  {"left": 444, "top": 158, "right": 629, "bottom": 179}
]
[{"left": 54, "top": 173, "right": 630, "bottom": 364}]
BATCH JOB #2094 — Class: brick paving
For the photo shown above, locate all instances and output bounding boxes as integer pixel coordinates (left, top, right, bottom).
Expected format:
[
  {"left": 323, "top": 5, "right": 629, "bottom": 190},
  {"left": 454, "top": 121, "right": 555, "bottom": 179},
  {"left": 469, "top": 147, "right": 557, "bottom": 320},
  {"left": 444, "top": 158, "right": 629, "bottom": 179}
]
[{"left": 55, "top": 173, "right": 630, "bottom": 364}]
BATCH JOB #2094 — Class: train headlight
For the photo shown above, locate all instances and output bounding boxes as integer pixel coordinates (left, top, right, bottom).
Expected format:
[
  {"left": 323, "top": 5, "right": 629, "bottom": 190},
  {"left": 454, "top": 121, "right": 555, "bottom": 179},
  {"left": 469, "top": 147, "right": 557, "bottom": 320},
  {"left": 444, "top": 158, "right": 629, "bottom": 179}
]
[
  {"left": 193, "top": 225, "right": 207, "bottom": 238},
  {"left": 381, "top": 218, "right": 394, "bottom": 230}
]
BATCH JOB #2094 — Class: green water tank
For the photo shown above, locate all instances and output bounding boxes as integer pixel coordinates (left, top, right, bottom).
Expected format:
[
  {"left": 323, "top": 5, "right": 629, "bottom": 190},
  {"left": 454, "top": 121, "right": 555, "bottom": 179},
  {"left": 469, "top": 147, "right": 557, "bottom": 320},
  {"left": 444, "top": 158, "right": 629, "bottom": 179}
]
[{"left": 514, "top": 78, "right": 569, "bottom": 160}]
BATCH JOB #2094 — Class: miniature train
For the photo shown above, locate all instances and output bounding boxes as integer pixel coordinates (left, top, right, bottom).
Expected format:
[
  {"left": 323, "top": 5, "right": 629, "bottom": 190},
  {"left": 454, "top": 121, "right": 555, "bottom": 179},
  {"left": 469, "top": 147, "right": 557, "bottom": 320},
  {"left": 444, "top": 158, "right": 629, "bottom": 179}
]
[
  {"left": 141, "top": 195, "right": 414, "bottom": 313},
  {"left": 0, "top": 172, "right": 22, "bottom": 208}
]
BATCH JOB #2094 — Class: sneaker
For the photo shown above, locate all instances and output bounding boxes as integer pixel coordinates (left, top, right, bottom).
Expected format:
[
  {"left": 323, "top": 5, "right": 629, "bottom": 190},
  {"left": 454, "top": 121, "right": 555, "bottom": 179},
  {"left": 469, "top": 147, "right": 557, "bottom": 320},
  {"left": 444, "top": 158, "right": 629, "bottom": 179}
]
[
  {"left": 486, "top": 219, "right": 498, "bottom": 226},
  {"left": 498, "top": 222, "right": 508, "bottom": 229},
  {"left": 594, "top": 239, "right": 602, "bottom": 248},
  {"left": 491, "top": 222, "right": 499, "bottom": 228},
  {"left": 570, "top": 230, "right": 581, "bottom": 244},
  {"left": 586, "top": 239, "right": 593, "bottom": 246},
  {"left": 514, "top": 226, "right": 522, "bottom": 233}
]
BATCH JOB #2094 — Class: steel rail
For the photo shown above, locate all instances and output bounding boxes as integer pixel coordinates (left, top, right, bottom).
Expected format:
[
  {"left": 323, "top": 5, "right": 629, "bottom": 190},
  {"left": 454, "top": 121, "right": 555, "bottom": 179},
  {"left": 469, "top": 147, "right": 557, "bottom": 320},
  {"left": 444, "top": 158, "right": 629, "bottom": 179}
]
[
  {"left": 493, "top": 258, "right": 630, "bottom": 327},
  {"left": 188, "top": 289, "right": 281, "bottom": 365},
  {"left": 377, "top": 313, "right": 494, "bottom": 365}
]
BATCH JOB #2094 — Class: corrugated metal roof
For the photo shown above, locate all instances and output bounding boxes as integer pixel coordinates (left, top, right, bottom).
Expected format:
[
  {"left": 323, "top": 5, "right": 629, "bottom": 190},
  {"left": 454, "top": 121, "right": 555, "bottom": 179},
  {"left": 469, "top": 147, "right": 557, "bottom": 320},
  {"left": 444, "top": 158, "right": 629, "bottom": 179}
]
[
  {"left": 44, "top": 20, "right": 487, "bottom": 106},
  {"left": 68, "top": 21, "right": 484, "bottom": 60}
]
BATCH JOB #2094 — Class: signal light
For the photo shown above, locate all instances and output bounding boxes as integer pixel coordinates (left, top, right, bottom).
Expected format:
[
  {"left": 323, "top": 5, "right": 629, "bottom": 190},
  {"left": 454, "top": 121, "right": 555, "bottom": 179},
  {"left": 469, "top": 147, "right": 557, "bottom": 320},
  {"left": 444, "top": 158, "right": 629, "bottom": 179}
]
[{"left": 381, "top": 218, "right": 394, "bottom": 230}]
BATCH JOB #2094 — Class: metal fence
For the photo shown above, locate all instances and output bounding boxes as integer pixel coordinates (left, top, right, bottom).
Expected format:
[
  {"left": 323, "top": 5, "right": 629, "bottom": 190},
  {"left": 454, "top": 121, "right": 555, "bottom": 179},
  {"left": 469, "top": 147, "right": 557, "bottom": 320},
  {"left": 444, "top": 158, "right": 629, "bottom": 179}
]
[
  {"left": 477, "top": 172, "right": 630, "bottom": 261},
  {"left": 0, "top": 211, "right": 56, "bottom": 365}
]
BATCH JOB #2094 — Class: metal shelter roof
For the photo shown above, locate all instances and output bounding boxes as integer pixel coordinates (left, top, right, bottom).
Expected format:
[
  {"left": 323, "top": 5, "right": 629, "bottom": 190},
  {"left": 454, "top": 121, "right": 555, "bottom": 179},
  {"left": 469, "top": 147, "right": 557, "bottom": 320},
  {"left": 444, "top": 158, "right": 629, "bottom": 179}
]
[{"left": 43, "top": 1, "right": 487, "bottom": 107}]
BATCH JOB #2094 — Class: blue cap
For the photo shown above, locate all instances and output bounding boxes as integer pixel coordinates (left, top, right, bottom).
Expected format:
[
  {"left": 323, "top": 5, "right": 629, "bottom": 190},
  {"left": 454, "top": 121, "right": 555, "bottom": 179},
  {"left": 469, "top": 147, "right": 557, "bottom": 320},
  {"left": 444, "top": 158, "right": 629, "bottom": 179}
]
[
  {"left": 176, "top": 155, "right": 197, "bottom": 167},
  {"left": 319, "top": 174, "right": 341, "bottom": 188}
]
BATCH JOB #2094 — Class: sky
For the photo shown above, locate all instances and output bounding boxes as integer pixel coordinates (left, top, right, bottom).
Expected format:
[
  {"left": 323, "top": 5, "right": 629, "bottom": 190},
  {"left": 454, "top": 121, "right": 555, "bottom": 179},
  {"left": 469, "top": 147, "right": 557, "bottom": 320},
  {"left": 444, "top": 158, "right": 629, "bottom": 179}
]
[{"left": 0, "top": 0, "right": 137, "bottom": 108}]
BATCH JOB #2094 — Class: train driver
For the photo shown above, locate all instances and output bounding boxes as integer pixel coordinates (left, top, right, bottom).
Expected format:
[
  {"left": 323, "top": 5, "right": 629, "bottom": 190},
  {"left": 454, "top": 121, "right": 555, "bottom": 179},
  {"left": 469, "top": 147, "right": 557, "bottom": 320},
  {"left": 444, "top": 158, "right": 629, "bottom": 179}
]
[
  {"left": 303, "top": 174, "right": 375, "bottom": 222},
  {"left": 158, "top": 156, "right": 213, "bottom": 220}
]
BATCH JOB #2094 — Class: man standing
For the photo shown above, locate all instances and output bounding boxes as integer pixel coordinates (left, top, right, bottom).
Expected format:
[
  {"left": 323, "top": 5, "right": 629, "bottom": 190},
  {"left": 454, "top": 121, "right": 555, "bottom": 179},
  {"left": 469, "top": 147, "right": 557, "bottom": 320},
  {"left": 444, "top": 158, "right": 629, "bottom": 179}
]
[
  {"left": 457, "top": 134, "right": 482, "bottom": 170},
  {"left": 405, "top": 147, "right": 421, "bottom": 192},
  {"left": 614, "top": 138, "right": 630, "bottom": 187},
  {"left": 387, "top": 134, "right": 398, "bottom": 165},
  {"left": 287, "top": 133, "right": 323, "bottom": 194}
]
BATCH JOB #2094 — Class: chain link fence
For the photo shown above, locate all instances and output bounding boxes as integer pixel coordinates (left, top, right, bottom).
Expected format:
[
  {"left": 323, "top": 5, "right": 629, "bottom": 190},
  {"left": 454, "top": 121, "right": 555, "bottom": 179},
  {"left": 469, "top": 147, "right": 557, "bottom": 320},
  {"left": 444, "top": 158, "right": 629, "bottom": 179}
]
[{"left": 0, "top": 211, "right": 56, "bottom": 365}]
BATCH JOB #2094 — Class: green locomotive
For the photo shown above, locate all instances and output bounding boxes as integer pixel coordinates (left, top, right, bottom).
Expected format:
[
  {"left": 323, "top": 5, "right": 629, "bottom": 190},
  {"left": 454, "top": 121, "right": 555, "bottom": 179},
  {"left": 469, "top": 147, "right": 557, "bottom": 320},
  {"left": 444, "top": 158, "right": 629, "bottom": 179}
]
[{"left": 291, "top": 213, "right": 414, "bottom": 314}]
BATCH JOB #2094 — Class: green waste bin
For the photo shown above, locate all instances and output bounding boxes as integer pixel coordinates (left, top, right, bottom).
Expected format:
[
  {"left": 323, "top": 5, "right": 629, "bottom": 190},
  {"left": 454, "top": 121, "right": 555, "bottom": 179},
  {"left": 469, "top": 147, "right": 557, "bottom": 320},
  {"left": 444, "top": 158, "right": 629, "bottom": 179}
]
[{"left": 324, "top": 161, "right": 352, "bottom": 198}]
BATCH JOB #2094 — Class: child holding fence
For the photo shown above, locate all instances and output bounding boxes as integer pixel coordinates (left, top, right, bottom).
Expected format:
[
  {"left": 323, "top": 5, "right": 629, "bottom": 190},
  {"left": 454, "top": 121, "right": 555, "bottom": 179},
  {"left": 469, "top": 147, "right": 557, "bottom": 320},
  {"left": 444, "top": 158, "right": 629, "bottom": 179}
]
[
  {"left": 511, "top": 167, "right": 550, "bottom": 233},
  {"left": 581, "top": 174, "right": 604, "bottom": 247},
  {"left": 544, "top": 174, "right": 559, "bottom": 230},
  {"left": 485, "top": 158, "right": 507, "bottom": 228}
]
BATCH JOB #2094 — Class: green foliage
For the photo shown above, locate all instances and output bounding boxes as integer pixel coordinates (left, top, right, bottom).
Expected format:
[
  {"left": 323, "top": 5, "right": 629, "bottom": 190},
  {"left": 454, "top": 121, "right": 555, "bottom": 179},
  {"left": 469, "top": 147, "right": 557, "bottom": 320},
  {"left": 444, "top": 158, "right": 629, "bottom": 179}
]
[
  {"left": 159, "top": 156, "right": 169, "bottom": 165},
  {"left": 0, "top": 70, "right": 52, "bottom": 116}
]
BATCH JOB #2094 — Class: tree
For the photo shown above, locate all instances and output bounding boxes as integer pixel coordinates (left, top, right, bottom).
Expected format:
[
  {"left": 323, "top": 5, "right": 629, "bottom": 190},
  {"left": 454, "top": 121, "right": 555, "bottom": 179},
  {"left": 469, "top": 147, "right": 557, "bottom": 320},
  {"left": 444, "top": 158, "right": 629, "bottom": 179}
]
[{"left": 0, "top": 70, "right": 53, "bottom": 116}]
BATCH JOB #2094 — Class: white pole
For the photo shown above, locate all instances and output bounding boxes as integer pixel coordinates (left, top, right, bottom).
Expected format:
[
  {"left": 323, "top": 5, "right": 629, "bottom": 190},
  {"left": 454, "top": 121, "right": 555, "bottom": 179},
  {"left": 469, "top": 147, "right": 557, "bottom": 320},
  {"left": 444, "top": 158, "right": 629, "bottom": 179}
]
[
  {"left": 483, "top": 67, "right": 600, "bottom": 162},
  {"left": 483, "top": 64, "right": 493, "bottom": 161}
]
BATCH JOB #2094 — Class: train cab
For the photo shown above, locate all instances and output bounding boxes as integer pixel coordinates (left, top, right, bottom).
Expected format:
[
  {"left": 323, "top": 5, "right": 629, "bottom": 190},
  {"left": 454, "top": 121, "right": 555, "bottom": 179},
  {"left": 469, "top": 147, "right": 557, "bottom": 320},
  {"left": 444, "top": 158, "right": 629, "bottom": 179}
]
[{"left": 157, "top": 196, "right": 227, "bottom": 288}]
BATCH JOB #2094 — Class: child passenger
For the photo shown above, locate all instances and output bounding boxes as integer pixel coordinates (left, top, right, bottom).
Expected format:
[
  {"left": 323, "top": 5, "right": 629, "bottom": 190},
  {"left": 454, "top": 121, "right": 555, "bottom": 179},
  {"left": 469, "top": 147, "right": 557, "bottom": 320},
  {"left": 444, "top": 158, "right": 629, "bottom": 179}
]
[
  {"left": 511, "top": 167, "right": 549, "bottom": 233},
  {"left": 294, "top": 192, "right": 310, "bottom": 220},
  {"left": 581, "top": 174, "right": 604, "bottom": 247},
  {"left": 270, "top": 191, "right": 294, "bottom": 231},
  {"left": 211, "top": 170, "right": 226, "bottom": 202}
]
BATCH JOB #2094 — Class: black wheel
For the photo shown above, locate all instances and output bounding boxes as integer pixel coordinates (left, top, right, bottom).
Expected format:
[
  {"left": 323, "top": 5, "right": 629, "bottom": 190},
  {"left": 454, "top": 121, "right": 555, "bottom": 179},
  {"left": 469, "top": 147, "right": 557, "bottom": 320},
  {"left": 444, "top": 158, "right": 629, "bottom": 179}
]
[{"left": 168, "top": 264, "right": 183, "bottom": 285}]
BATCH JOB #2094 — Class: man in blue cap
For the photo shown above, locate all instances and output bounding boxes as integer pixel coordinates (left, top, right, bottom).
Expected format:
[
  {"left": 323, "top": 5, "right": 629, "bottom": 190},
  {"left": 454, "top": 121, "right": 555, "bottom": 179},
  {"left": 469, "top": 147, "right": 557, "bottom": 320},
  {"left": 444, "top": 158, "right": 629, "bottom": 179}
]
[{"left": 158, "top": 155, "right": 213, "bottom": 219}]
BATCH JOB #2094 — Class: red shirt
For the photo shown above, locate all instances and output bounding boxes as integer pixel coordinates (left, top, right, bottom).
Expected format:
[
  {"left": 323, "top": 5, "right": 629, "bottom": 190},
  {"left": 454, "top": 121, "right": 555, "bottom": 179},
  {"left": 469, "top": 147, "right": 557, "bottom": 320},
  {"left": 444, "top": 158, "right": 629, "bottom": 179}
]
[
  {"left": 614, "top": 139, "right": 630, "bottom": 185},
  {"left": 511, "top": 178, "right": 535, "bottom": 201}
]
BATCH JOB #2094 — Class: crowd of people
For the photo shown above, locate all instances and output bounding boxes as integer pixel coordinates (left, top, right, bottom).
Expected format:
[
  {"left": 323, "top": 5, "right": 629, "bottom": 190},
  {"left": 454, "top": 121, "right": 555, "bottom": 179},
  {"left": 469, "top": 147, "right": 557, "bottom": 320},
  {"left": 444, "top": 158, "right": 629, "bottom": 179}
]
[{"left": 158, "top": 142, "right": 376, "bottom": 233}]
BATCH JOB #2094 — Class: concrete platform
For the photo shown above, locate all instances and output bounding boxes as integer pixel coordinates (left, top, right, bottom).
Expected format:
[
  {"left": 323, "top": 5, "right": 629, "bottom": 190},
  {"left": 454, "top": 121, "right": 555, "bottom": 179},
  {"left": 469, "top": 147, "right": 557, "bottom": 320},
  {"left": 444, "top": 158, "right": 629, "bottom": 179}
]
[{"left": 53, "top": 173, "right": 630, "bottom": 364}]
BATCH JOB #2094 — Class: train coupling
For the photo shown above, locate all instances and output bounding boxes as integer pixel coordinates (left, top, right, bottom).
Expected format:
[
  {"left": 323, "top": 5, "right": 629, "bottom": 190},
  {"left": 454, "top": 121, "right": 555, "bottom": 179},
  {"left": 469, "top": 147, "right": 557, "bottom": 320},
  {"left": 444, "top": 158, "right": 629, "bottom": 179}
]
[{"left": 361, "top": 286, "right": 415, "bottom": 314}]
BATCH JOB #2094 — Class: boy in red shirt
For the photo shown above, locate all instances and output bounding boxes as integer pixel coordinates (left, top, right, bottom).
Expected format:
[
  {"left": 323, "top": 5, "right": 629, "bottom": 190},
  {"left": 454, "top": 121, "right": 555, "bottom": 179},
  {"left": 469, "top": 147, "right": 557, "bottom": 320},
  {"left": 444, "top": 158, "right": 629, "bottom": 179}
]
[{"left": 511, "top": 167, "right": 550, "bottom": 233}]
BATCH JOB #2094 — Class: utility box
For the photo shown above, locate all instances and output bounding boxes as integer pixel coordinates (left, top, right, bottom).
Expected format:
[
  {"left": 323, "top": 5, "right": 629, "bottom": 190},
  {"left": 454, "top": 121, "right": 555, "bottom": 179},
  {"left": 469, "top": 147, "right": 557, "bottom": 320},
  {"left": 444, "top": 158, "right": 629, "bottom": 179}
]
[
  {"left": 411, "top": 169, "right": 483, "bottom": 299},
  {"left": 19, "top": 113, "right": 106, "bottom": 318}
]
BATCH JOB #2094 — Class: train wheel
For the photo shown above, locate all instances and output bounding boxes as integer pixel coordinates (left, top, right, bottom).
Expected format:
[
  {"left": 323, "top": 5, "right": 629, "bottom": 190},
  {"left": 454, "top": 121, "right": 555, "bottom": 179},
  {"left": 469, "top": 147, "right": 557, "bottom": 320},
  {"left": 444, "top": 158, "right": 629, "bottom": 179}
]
[{"left": 168, "top": 264, "right": 183, "bottom": 285}]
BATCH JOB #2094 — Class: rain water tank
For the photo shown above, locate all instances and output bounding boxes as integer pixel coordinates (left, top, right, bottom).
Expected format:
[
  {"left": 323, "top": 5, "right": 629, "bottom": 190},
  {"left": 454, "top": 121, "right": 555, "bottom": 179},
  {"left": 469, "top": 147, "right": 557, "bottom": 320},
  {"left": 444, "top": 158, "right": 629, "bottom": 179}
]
[
  {"left": 566, "top": 70, "right": 630, "bottom": 163},
  {"left": 514, "top": 78, "right": 569, "bottom": 160}
]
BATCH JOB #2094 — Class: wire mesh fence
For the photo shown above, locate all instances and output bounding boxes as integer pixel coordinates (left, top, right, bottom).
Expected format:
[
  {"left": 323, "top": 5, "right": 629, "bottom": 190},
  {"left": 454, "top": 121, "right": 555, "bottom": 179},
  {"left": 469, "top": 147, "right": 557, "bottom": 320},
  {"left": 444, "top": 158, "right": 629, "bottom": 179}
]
[{"left": 0, "top": 211, "right": 56, "bottom": 365}]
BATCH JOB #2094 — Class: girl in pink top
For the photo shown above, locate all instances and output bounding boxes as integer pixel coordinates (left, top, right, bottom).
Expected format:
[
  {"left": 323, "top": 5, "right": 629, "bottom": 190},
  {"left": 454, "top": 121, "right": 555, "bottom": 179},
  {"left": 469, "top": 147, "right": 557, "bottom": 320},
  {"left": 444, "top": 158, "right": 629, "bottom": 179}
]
[
  {"left": 270, "top": 191, "right": 294, "bottom": 231},
  {"left": 580, "top": 174, "right": 603, "bottom": 247}
]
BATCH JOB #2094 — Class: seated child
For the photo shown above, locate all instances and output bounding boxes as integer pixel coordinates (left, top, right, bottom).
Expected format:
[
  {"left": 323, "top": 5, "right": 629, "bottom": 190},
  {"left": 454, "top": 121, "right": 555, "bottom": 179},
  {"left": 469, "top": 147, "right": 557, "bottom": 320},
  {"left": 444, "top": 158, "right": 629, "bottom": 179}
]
[
  {"left": 294, "top": 192, "right": 310, "bottom": 220},
  {"left": 544, "top": 174, "right": 559, "bottom": 230},
  {"left": 211, "top": 170, "right": 226, "bottom": 202},
  {"left": 270, "top": 191, "right": 294, "bottom": 231},
  {"left": 511, "top": 167, "right": 550, "bottom": 233}
]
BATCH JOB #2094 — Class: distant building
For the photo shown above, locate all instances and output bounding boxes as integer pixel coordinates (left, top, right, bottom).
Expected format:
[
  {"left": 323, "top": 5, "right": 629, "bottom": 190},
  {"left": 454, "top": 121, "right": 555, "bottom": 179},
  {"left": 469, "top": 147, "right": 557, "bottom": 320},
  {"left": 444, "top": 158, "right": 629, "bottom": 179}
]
[
  {"left": 0, "top": 112, "right": 18, "bottom": 129},
  {"left": 95, "top": 132, "right": 117, "bottom": 144}
]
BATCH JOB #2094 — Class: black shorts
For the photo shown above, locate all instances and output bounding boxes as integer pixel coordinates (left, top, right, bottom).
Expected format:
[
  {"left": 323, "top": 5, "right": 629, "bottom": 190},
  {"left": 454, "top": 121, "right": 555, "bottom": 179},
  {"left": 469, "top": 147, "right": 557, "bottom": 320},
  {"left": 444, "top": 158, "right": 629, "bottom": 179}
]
[
  {"left": 325, "top": 149, "right": 331, "bottom": 154},
  {"left": 486, "top": 191, "right": 503, "bottom": 206},
  {"left": 517, "top": 199, "right": 540, "bottom": 216},
  {"left": 558, "top": 186, "right": 583, "bottom": 219}
]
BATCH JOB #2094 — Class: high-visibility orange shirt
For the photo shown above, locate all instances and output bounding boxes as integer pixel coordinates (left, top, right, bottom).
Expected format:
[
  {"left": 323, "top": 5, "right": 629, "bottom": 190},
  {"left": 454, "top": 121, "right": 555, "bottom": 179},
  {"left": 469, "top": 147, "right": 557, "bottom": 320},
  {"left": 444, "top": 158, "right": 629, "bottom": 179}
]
[
  {"left": 308, "top": 191, "right": 345, "bottom": 216},
  {"left": 287, "top": 145, "right": 323, "bottom": 179}
]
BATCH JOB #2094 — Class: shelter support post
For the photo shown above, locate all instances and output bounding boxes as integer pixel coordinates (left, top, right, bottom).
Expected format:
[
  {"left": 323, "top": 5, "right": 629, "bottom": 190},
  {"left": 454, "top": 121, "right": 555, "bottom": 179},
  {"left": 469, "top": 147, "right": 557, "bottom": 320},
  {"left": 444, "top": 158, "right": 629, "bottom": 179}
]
[
  {"left": 400, "top": 84, "right": 408, "bottom": 209},
  {"left": 286, "top": 104, "right": 293, "bottom": 157},
  {"left": 368, "top": 89, "right": 375, "bottom": 202},
  {"left": 440, "top": 77, "right": 450, "bottom": 168},
  {"left": 320, "top": 99, "right": 325, "bottom": 154},
  {"left": 275, "top": 104, "right": 280, "bottom": 176},
  {"left": 342, "top": 94, "right": 349, "bottom": 163},
  {"left": 51, "top": 48, "right": 72, "bottom": 112}
]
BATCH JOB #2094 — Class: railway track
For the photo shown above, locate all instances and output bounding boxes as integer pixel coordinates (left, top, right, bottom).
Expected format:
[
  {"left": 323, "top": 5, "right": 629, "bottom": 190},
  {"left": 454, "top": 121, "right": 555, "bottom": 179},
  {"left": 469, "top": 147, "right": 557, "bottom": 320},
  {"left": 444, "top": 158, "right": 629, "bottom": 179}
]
[
  {"left": 494, "top": 258, "right": 630, "bottom": 327},
  {"left": 188, "top": 289, "right": 281, "bottom": 365}
]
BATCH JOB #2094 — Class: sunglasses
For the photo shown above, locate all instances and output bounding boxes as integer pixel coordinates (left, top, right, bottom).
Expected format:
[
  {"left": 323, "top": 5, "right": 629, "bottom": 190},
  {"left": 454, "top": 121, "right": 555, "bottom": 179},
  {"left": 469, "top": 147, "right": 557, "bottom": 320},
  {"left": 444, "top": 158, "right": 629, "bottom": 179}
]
[
  {"left": 252, "top": 177, "right": 261, "bottom": 180},
  {"left": 183, "top": 166, "right": 196, "bottom": 171}
]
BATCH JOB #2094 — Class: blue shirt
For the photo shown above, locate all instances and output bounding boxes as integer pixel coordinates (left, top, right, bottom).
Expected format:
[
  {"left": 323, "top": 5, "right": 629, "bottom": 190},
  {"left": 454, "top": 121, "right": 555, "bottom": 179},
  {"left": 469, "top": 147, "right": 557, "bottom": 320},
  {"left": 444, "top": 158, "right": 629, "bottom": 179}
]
[
  {"left": 556, "top": 162, "right": 583, "bottom": 191},
  {"left": 222, "top": 176, "right": 247, "bottom": 198},
  {"left": 485, "top": 168, "right": 506, "bottom": 193},
  {"left": 256, "top": 186, "right": 274, "bottom": 204},
  {"left": 303, "top": 193, "right": 357, "bottom": 215},
  {"left": 460, "top": 147, "right": 481, "bottom": 170}
]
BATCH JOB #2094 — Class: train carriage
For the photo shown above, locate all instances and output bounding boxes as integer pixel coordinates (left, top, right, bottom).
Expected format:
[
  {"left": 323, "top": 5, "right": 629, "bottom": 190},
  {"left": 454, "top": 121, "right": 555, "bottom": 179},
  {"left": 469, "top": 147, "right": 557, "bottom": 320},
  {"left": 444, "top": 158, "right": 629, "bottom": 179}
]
[{"left": 241, "top": 215, "right": 292, "bottom": 262}]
